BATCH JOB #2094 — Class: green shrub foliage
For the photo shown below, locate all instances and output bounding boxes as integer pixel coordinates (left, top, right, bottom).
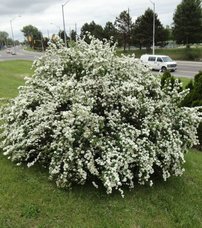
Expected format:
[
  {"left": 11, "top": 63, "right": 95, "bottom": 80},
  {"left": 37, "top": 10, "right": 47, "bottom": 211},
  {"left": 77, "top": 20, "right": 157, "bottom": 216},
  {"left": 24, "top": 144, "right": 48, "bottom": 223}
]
[
  {"left": 182, "top": 71, "right": 202, "bottom": 150},
  {"left": 161, "top": 70, "right": 182, "bottom": 92},
  {"left": 184, "top": 48, "right": 201, "bottom": 61},
  {"left": 0, "top": 36, "right": 201, "bottom": 196}
]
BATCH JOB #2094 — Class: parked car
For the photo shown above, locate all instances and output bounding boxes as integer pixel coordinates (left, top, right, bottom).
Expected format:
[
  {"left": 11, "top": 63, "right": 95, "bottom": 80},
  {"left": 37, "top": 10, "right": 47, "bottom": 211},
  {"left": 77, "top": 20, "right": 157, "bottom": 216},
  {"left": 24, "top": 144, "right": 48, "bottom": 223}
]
[{"left": 140, "top": 54, "right": 177, "bottom": 72}]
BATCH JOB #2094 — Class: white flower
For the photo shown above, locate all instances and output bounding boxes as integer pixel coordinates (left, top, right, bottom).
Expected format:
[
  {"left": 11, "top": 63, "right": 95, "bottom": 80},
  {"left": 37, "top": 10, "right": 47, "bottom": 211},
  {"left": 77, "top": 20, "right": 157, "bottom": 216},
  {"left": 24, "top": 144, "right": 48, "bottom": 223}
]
[{"left": 0, "top": 34, "right": 200, "bottom": 197}]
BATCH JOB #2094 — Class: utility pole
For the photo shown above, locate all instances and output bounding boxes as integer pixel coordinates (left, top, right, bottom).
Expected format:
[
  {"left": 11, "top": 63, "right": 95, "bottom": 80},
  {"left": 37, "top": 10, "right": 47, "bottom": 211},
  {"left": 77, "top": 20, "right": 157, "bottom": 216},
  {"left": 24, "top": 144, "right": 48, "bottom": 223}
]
[
  {"left": 75, "top": 23, "right": 77, "bottom": 41},
  {"left": 62, "top": 0, "right": 71, "bottom": 47},
  {"left": 128, "top": 8, "right": 130, "bottom": 50},
  {"left": 47, "top": 30, "right": 50, "bottom": 39},
  {"left": 69, "top": 26, "right": 71, "bottom": 41},
  {"left": 10, "top": 15, "right": 21, "bottom": 54},
  {"left": 10, "top": 20, "right": 15, "bottom": 51},
  {"left": 150, "top": 0, "right": 155, "bottom": 55},
  {"left": 41, "top": 33, "right": 44, "bottom": 52}
]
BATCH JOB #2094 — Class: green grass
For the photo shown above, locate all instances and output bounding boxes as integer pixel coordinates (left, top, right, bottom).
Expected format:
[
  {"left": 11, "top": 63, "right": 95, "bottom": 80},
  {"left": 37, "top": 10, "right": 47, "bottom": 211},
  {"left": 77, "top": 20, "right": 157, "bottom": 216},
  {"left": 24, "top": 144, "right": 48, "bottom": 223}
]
[
  {"left": 24, "top": 46, "right": 42, "bottom": 52},
  {"left": 0, "top": 150, "right": 201, "bottom": 227},
  {"left": 0, "top": 60, "right": 201, "bottom": 227},
  {"left": 0, "top": 60, "right": 33, "bottom": 98},
  {"left": 178, "top": 77, "right": 191, "bottom": 88}
]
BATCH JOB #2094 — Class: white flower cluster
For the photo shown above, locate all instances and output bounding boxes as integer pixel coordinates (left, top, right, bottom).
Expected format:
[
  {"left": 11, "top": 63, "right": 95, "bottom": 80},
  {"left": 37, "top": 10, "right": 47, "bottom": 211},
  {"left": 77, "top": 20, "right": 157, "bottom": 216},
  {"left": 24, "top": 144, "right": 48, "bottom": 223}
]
[{"left": 0, "top": 36, "right": 200, "bottom": 196}]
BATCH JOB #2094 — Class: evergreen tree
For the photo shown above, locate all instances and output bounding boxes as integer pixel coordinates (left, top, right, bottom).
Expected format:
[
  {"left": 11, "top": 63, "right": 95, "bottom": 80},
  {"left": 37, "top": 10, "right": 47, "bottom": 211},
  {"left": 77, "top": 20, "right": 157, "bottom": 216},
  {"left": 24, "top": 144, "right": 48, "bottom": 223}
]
[
  {"left": 80, "top": 21, "right": 104, "bottom": 43},
  {"left": 103, "top": 21, "right": 118, "bottom": 43},
  {"left": 114, "top": 10, "right": 133, "bottom": 51},
  {"left": 58, "top": 30, "right": 69, "bottom": 47},
  {"left": 173, "top": 0, "right": 202, "bottom": 45},
  {"left": 70, "top": 30, "right": 77, "bottom": 42},
  {"left": 133, "top": 8, "right": 168, "bottom": 50}
]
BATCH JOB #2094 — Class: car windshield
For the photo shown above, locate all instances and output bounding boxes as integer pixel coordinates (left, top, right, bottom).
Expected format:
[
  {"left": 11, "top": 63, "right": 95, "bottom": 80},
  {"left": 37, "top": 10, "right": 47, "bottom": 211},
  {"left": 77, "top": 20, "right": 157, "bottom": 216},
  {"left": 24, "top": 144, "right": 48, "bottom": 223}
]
[{"left": 162, "top": 57, "right": 173, "bottom": 62}]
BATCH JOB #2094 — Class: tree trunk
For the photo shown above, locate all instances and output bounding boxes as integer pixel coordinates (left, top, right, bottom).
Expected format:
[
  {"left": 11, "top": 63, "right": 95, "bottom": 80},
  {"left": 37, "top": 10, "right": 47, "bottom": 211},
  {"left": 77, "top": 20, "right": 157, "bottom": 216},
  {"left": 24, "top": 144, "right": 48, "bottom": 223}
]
[
  {"left": 186, "top": 36, "right": 190, "bottom": 48},
  {"left": 123, "top": 34, "right": 126, "bottom": 51}
]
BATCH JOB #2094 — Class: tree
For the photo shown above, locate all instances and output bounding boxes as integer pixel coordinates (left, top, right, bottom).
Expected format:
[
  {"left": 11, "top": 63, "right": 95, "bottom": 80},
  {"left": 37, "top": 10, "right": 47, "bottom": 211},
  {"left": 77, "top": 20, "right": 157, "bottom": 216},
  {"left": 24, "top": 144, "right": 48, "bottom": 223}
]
[
  {"left": 42, "top": 37, "right": 50, "bottom": 51},
  {"left": 173, "top": 0, "right": 202, "bottom": 45},
  {"left": 21, "top": 25, "right": 42, "bottom": 49},
  {"left": 70, "top": 29, "right": 77, "bottom": 42},
  {"left": 58, "top": 30, "right": 70, "bottom": 46},
  {"left": 165, "top": 25, "right": 174, "bottom": 41},
  {"left": 114, "top": 10, "right": 133, "bottom": 51},
  {"left": 0, "top": 31, "right": 9, "bottom": 48},
  {"left": 80, "top": 21, "right": 104, "bottom": 43},
  {"left": 133, "top": 8, "right": 168, "bottom": 50},
  {"left": 103, "top": 21, "right": 118, "bottom": 43},
  {"left": 50, "top": 31, "right": 69, "bottom": 47},
  {"left": 6, "top": 38, "right": 13, "bottom": 46}
]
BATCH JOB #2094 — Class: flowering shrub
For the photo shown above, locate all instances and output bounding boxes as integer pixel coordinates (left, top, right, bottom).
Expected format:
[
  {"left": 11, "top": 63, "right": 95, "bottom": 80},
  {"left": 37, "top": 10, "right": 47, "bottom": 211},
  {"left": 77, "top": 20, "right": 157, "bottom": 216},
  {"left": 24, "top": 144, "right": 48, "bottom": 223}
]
[
  {"left": 181, "top": 71, "right": 202, "bottom": 150},
  {"left": 0, "top": 36, "right": 201, "bottom": 196}
]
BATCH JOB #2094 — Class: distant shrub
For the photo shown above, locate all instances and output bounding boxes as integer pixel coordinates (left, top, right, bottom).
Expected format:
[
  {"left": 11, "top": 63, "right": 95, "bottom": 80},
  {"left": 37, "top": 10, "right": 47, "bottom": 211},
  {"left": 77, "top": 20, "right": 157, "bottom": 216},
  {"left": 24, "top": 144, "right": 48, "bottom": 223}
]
[
  {"left": 184, "top": 48, "right": 201, "bottom": 61},
  {"left": 0, "top": 36, "right": 201, "bottom": 196}
]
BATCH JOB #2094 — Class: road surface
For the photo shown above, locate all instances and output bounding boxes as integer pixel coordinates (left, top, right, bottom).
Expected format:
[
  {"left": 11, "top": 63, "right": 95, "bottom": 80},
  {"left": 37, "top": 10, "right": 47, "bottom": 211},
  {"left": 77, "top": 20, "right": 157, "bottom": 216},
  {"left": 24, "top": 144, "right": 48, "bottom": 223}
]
[
  {"left": 1, "top": 47, "right": 201, "bottom": 78},
  {"left": 0, "top": 46, "right": 42, "bottom": 61},
  {"left": 173, "top": 61, "right": 202, "bottom": 78},
  {"left": 150, "top": 60, "right": 202, "bottom": 78}
]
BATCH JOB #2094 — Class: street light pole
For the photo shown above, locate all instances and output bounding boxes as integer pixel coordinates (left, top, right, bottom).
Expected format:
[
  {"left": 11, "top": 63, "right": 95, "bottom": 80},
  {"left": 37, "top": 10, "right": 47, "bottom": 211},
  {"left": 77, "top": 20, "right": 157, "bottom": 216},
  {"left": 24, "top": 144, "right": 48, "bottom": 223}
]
[
  {"left": 10, "top": 15, "right": 21, "bottom": 54},
  {"left": 62, "top": 0, "right": 70, "bottom": 47},
  {"left": 75, "top": 23, "right": 77, "bottom": 41},
  {"left": 150, "top": 0, "right": 155, "bottom": 55},
  {"left": 10, "top": 20, "right": 15, "bottom": 50}
]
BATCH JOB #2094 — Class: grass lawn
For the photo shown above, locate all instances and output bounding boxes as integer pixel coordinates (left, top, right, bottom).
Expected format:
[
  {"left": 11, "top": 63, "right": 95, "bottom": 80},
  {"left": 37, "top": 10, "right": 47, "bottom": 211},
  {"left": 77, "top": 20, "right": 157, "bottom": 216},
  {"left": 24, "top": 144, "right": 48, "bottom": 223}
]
[
  {"left": 176, "top": 77, "right": 191, "bottom": 88},
  {"left": 0, "top": 60, "right": 201, "bottom": 227},
  {"left": 0, "top": 60, "right": 33, "bottom": 98},
  {"left": 0, "top": 150, "right": 201, "bottom": 227}
]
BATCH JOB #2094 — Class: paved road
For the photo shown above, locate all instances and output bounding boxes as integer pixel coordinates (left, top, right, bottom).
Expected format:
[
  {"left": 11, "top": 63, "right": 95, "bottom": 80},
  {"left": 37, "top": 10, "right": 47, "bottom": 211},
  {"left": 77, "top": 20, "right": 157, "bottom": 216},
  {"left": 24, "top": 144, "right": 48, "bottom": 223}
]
[
  {"left": 151, "top": 60, "right": 202, "bottom": 78},
  {"left": 0, "top": 46, "right": 42, "bottom": 61},
  {"left": 173, "top": 61, "right": 202, "bottom": 78},
  {"left": 1, "top": 47, "right": 201, "bottom": 78}
]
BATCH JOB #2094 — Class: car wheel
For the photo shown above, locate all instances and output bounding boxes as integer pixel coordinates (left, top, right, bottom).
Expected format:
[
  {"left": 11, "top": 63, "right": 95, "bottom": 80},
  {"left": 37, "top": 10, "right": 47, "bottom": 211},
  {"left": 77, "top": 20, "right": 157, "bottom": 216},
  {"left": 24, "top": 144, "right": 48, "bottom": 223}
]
[{"left": 161, "top": 66, "right": 167, "bottom": 72}]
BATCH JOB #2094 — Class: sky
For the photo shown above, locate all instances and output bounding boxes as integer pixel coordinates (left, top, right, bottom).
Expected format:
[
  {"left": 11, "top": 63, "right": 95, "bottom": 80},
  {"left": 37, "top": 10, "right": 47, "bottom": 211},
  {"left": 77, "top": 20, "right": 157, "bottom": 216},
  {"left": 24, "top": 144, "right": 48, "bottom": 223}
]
[{"left": 0, "top": 0, "right": 182, "bottom": 41}]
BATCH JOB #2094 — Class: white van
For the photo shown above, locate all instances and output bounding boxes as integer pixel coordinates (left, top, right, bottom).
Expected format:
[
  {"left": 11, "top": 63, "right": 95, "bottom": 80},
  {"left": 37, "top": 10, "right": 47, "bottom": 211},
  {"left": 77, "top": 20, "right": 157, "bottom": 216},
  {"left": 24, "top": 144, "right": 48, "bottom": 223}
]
[{"left": 140, "top": 54, "right": 177, "bottom": 72}]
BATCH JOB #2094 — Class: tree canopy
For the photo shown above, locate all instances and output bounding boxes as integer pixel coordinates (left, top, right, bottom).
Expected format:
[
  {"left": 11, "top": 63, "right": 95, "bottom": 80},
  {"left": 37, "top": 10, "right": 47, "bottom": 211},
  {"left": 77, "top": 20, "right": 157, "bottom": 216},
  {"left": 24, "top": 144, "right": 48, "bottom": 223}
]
[
  {"left": 80, "top": 21, "right": 104, "bottom": 43},
  {"left": 70, "top": 29, "right": 77, "bottom": 42},
  {"left": 58, "top": 30, "right": 69, "bottom": 46},
  {"left": 114, "top": 10, "right": 133, "bottom": 51},
  {"left": 133, "top": 8, "right": 168, "bottom": 50},
  {"left": 0, "top": 31, "right": 9, "bottom": 47},
  {"left": 21, "top": 25, "right": 42, "bottom": 48},
  {"left": 103, "top": 21, "right": 118, "bottom": 43},
  {"left": 173, "top": 0, "right": 202, "bottom": 45}
]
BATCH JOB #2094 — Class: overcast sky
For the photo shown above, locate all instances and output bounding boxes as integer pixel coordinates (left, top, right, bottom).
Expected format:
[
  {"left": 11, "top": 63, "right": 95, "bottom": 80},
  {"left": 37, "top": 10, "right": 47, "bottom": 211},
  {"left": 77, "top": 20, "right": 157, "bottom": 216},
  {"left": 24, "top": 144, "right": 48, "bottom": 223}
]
[{"left": 0, "top": 0, "right": 182, "bottom": 41}]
